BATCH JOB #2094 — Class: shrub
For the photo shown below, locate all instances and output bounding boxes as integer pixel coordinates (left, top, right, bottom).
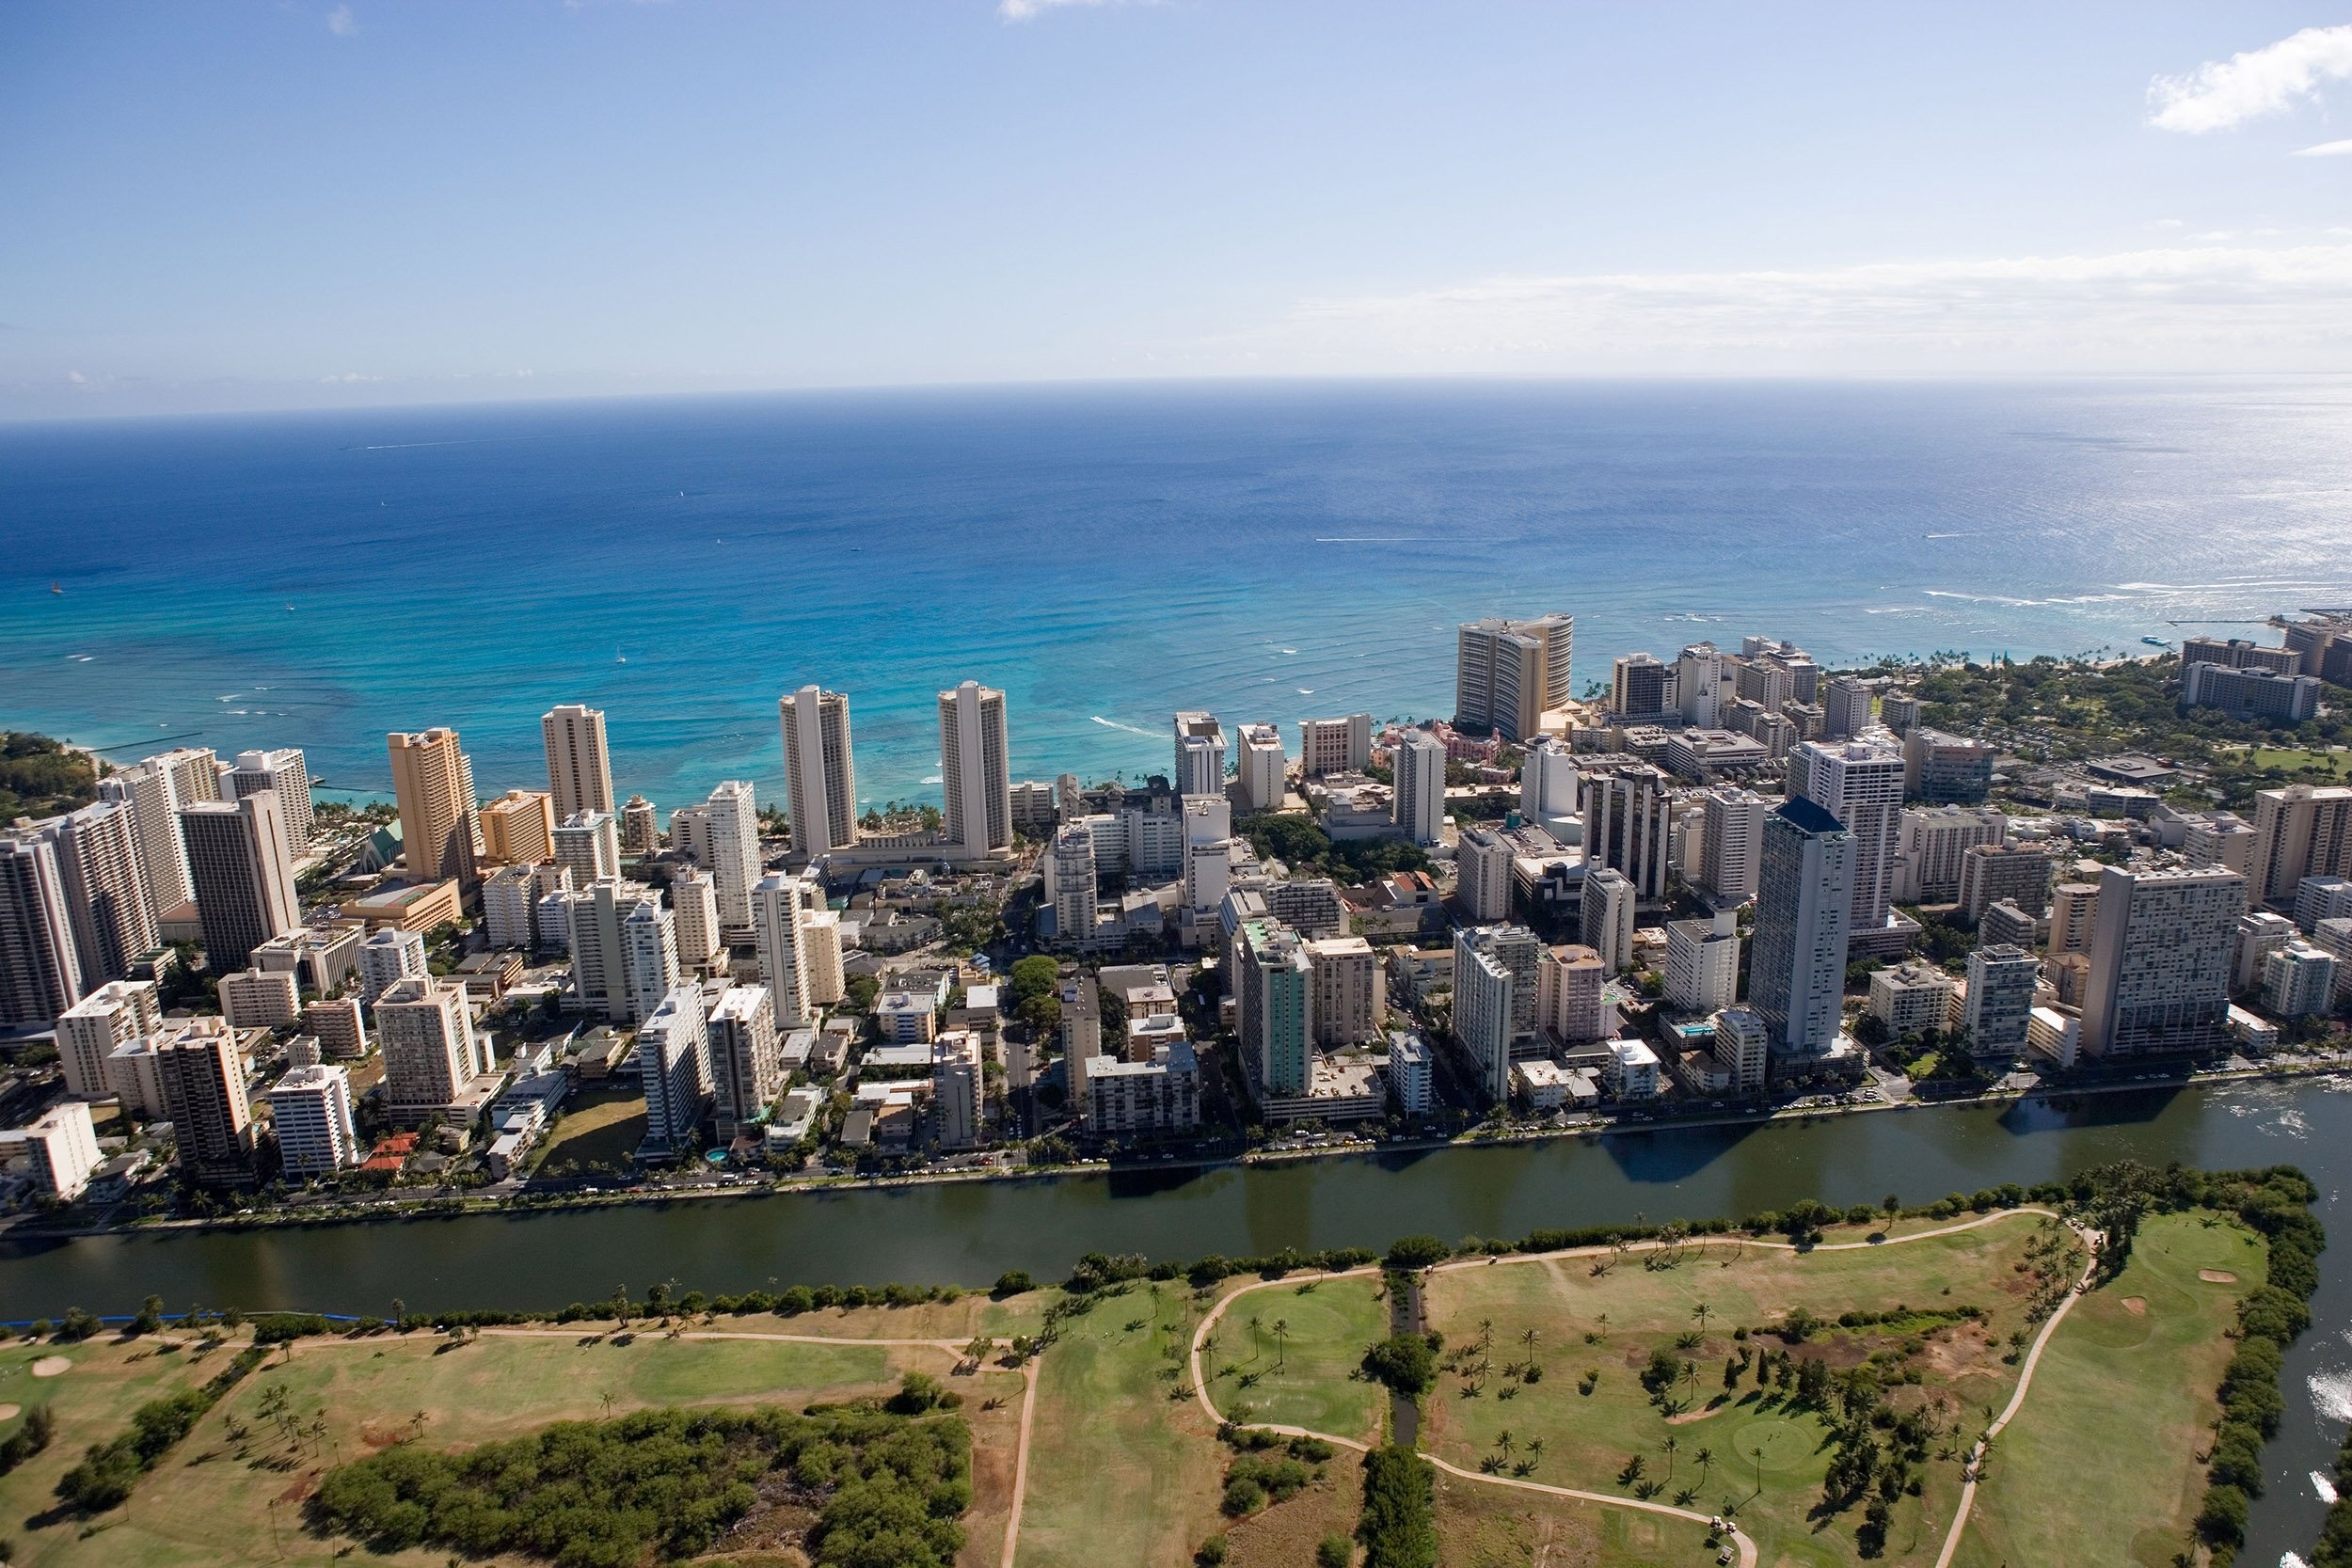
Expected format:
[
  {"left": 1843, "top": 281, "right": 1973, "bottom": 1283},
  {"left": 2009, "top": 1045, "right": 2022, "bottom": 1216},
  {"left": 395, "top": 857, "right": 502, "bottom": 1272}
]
[
  {"left": 1382, "top": 1235, "right": 1449, "bottom": 1271},
  {"left": 1361, "top": 1334, "right": 1436, "bottom": 1397},
  {"left": 1318, "top": 1531, "right": 1354, "bottom": 1567}
]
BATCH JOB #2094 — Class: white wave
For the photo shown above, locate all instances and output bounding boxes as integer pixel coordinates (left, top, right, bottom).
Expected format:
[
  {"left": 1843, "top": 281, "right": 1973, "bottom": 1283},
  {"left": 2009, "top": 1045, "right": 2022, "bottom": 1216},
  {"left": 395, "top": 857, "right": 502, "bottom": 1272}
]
[
  {"left": 1280, "top": 647, "right": 1298, "bottom": 655},
  {"left": 66, "top": 654, "right": 93, "bottom": 661},
  {"left": 2286, "top": 1553, "right": 2315, "bottom": 1568},
  {"left": 1315, "top": 536, "right": 1437, "bottom": 543},
  {"left": 1296, "top": 688, "right": 1315, "bottom": 695},
  {"left": 920, "top": 775, "right": 943, "bottom": 785},
  {"left": 1923, "top": 531, "right": 1969, "bottom": 539},
  {"left": 1089, "top": 716, "right": 1159, "bottom": 739},
  {"left": 2309, "top": 1369, "right": 2352, "bottom": 1422},
  {"left": 2314, "top": 1470, "right": 2341, "bottom": 1504},
  {"left": 1923, "top": 590, "right": 2041, "bottom": 607}
]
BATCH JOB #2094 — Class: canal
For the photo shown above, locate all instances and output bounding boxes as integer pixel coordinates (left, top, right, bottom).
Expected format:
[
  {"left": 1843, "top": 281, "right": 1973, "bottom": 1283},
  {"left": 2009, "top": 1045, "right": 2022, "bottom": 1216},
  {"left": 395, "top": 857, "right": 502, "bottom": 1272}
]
[{"left": 2, "top": 1076, "right": 2345, "bottom": 1562}]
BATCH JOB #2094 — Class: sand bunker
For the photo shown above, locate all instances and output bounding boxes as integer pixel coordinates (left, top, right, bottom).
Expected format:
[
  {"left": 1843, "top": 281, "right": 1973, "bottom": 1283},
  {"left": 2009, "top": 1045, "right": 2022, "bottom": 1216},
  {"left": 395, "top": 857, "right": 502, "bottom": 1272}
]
[
  {"left": 30, "top": 1357, "right": 71, "bottom": 1378},
  {"left": 0, "top": 1403, "right": 20, "bottom": 1420},
  {"left": 2199, "top": 1270, "right": 2239, "bottom": 1283},
  {"left": 2122, "top": 1298, "right": 2147, "bottom": 1316}
]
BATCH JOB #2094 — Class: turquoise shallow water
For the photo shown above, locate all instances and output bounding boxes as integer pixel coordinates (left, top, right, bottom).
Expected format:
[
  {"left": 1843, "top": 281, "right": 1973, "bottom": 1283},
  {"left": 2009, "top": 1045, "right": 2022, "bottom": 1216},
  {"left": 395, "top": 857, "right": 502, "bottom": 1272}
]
[{"left": 4, "top": 378, "right": 2350, "bottom": 812}]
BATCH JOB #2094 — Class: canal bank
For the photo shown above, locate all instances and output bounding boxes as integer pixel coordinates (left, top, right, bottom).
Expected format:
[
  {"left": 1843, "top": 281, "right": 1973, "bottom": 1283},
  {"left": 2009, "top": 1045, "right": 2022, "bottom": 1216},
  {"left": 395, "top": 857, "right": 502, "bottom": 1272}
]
[{"left": 2, "top": 1075, "right": 2345, "bottom": 1562}]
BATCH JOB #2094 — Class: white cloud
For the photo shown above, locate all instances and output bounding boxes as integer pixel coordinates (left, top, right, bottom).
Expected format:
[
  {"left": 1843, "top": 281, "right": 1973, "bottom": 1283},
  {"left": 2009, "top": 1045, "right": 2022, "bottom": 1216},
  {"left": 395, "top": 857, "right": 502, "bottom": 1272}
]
[
  {"left": 2296, "top": 138, "right": 2352, "bottom": 157},
  {"left": 999, "top": 0, "right": 1151, "bottom": 22},
  {"left": 1214, "top": 244, "right": 2352, "bottom": 376},
  {"left": 2149, "top": 24, "right": 2352, "bottom": 133},
  {"left": 326, "top": 5, "right": 357, "bottom": 37}
]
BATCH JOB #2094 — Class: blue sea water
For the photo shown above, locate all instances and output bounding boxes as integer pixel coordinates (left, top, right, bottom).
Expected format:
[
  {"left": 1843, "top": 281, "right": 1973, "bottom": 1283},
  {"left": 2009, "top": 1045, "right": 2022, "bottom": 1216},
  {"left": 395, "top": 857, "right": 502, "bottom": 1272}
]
[{"left": 4, "top": 379, "right": 2350, "bottom": 815}]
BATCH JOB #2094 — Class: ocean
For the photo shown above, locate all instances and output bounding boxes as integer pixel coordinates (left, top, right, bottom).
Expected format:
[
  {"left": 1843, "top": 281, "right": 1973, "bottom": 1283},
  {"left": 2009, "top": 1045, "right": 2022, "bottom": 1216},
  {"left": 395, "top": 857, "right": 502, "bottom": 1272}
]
[{"left": 4, "top": 378, "right": 2350, "bottom": 815}]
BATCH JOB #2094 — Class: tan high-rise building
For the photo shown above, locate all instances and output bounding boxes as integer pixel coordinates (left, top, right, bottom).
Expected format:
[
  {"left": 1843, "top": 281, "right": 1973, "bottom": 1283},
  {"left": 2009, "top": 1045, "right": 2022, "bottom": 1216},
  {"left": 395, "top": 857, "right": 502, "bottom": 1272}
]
[
  {"left": 2080, "top": 866, "right": 2242, "bottom": 1058},
  {"left": 541, "top": 705, "right": 615, "bottom": 819},
  {"left": 1304, "top": 934, "right": 1384, "bottom": 1046},
  {"left": 479, "top": 789, "right": 556, "bottom": 865},
  {"left": 2049, "top": 881, "right": 2100, "bottom": 957},
  {"left": 2249, "top": 785, "right": 2352, "bottom": 910},
  {"left": 374, "top": 975, "right": 488, "bottom": 1122},
  {"left": 1455, "top": 614, "right": 1573, "bottom": 741},
  {"left": 1298, "top": 714, "right": 1373, "bottom": 778},
  {"left": 938, "top": 681, "right": 1012, "bottom": 854},
  {"left": 779, "top": 686, "right": 856, "bottom": 859},
  {"left": 388, "top": 728, "right": 481, "bottom": 886},
  {"left": 40, "top": 799, "right": 159, "bottom": 990}
]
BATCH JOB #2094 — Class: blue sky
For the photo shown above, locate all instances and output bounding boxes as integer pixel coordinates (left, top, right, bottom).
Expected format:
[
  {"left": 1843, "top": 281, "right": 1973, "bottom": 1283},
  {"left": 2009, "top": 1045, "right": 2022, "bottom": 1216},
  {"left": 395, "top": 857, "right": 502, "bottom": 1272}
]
[{"left": 3, "top": 2, "right": 2350, "bottom": 416}]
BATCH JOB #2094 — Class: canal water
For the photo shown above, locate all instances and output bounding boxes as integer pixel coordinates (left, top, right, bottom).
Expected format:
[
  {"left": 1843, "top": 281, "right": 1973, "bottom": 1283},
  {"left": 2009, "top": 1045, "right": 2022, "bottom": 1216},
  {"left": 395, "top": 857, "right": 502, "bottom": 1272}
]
[{"left": 3, "top": 1077, "right": 2344, "bottom": 1561}]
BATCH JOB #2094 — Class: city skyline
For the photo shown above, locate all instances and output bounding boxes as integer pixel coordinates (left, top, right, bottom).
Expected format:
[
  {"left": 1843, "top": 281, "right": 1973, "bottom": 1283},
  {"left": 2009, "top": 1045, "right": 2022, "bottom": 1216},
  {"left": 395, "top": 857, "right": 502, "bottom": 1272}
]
[{"left": 7, "top": 5, "right": 2352, "bottom": 419}]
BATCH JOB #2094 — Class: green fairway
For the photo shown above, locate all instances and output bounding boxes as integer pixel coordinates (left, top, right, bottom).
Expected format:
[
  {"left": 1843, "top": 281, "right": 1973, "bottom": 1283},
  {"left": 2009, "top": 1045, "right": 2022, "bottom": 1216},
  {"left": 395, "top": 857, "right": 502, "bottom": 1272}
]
[
  {"left": 1202, "top": 1275, "right": 1389, "bottom": 1443},
  {"left": 1019, "top": 1283, "right": 1226, "bottom": 1568},
  {"left": 1952, "top": 1211, "right": 2262, "bottom": 1568}
]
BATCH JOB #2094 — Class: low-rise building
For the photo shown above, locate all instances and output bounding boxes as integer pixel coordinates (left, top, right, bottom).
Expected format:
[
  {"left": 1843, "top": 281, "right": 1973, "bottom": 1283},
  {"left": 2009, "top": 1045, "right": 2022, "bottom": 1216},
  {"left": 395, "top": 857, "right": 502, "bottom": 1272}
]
[
  {"left": 1605, "top": 1039, "right": 1662, "bottom": 1100},
  {"left": 0, "top": 1101, "right": 102, "bottom": 1200},
  {"left": 1087, "top": 1037, "right": 1201, "bottom": 1136}
]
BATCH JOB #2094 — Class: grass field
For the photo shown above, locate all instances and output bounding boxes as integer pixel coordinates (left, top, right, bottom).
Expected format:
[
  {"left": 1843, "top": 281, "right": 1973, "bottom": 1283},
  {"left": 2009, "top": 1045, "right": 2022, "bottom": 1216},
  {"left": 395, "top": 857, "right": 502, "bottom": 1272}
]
[
  {"left": 1952, "top": 1211, "right": 2261, "bottom": 1568},
  {"left": 1017, "top": 1281, "right": 1226, "bottom": 1568},
  {"left": 1202, "top": 1275, "right": 1389, "bottom": 1443},
  {"left": 2229, "top": 744, "right": 2352, "bottom": 779},
  {"left": 0, "top": 1311, "right": 1032, "bottom": 1568},
  {"left": 528, "top": 1084, "right": 648, "bottom": 1172}
]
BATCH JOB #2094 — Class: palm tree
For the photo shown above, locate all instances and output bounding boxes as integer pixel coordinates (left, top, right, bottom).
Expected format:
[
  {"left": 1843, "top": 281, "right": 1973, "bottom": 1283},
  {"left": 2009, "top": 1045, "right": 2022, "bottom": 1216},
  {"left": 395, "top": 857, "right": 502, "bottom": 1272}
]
[
  {"left": 1519, "top": 1327, "right": 1539, "bottom": 1354},
  {"left": 1272, "top": 1318, "right": 1290, "bottom": 1369},
  {"left": 1478, "top": 1316, "right": 1495, "bottom": 1354},
  {"left": 1692, "top": 1301, "right": 1711, "bottom": 1335},
  {"left": 1496, "top": 1429, "right": 1516, "bottom": 1463},
  {"left": 1597, "top": 1311, "right": 1610, "bottom": 1338},
  {"left": 1248, "top": 1314, "right": 1263, "bottom": 1361},
  {"left": 1663, "top": 1433, "right": 1679, "bottom": 1478},
  {"left": 1695, "top": 1446, "right": 1715, "bottom": 1483},
  {"left": 1750, "top": 1444, "right": 1765, "bottom": 1497},
  {"left": 1526, "top": 1436, "right": 1545, "bottom": 1467}
]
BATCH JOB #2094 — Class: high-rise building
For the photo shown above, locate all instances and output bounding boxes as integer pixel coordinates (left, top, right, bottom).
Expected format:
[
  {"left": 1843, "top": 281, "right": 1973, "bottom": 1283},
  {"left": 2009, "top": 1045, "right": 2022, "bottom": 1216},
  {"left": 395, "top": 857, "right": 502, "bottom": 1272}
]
[
  {"left": 1822, "top": 676, "right": 1879, "bottom": 740},
  {"left": 1580, "top": 865, "right": 1636, "bottom": 973},
  {"left": 1453, "top": 927, "right": 1535, "bottom": 1101},
  {"left": 0, "top": 1101, "right": 103, "bottom": 1200},
  {"left": 1789, "top": 734, "right": 1905, "bottom": 940},
  {"left": 1580, "top": 765, "right": 1673, "bottom": 899},
  {"left": 1058, "top": 968, "right": 1104, "bottom": 1107},
  {"left": 1750, "top": 797, "right": 1856, "bottom": 1057},
  {"left": 636, "top": 985, "right": 711, "bottom": 1157},
  {"left": 357, "top": 927, "right": 427, "bottom": 1005},
  {"left": 932, "top": 1031, "right": 984, "bottom": 1150},
  {"left": 1611, "top": 652, "right": 1674, "bottom": 719},
  {"left": 1455, "top": 614, "right": 1573, "bottom": 741},
  {"left": 1536, "top": 942, "right": 1613, "bottom": 1041},
  {"left": 779, "top": 686, "right": 857, "bottom": 859},
  {"left": 1900, "top": 728, "right": 1994, "bottom": 805},
  {"left": 622, "top": 897, "right": 679, "bottom": 1024},
  {"left": 1891, "top": 805, "right": 2008, "bottom": 906},
  {"left": 56, "top": 979, "right": 160, "bottom": 1101},
  {"left": 2180, "top": 662, "right": 2322, "bottom": 723},
  {"left": 387, "top": 728, "right": 481, "bottom": 887},
  {"left": 2249, "top": 785, "right": 2352, "bottom": 911},
  {"left": 2264, "top": 942, "right": 2339, "bottom": 1018},
  {"left": 2079, "top": 866, "right": 2243, "bottom": 1058},
  {"left": 153, "top": 1017, "right": 253, "bottom": 1176},
  {"left": 1676, "top": 641, "right": 1733, "bottom": 727},
  {"left": 540, "top": 704, "right": 615, "bottom": 819},
  {"left": 1299, "top": 714, "right": 1374, "bottom": 778},
  {"left": 1962, "top": 944, "right": 2038, "bottom": 1061},
  {"left": 1232, "top": 920, "right": 1311, "bottom": 1095},
  {"left": 1304, "top": 934, "right": 1383, "bottom": 1045},
  {"left": 1955, "top": 842, "right": 2054, "bottom": 923},
  {"left": 40, "top": 800, "right": 158, "bottom": 990},
  {"left": 552, "top": 810, "right": 622, "bottom": 887},
  {"left": 708, "top": 983, "right": 779, "bottom": 1141},
  {"left": 1235, "top": 724, "right": 1286, "bottom": 812},
  {"left": 152, "top": 747, "right": 223, "bottom": 807},
  {"left": 702, "top": 781, "right": 763, "bottom": 930},
  {"left": 1697, "top": 786, "right": 1769, "bottom": 904},
  {"left": 2049, "top": 881, "right": 2100, "bottom": 957},
  {"left": 620, "top": 795, "right": 659, "bottom": 857},
  {"left": 375, "top": 976, "right": 487, "bottom": 1121},
  {"left": 1665, "top": 910, "right": 1740, "bottom": 1016},
  {"left": 1173, "top": 712, "right": 1228, "bottom": 797},
  {"left": 267, "top": 1064, "right": 360, "bottom": 1177},
  {"left": 219, "top": 967, "right": 300, "bottom": 1030},
  {"left": 671, "top": 867, "right": 723, "bottom": 971},
  {"left": 303, "top": 996, "right": 368, "bottom": 1059},
  {"left": 753, "top": 870, "right": 823, "bottom": 1026},
  {"left": 1711, "top": 1006, "right": 1770, "bottom": 1093},
  {"left": 1454, "top": 828, "right": 1514, "bottom": 923},
  {"left": 1045, "top": 822, "right": 1099, "bottom": 947},
  {"left": 1391, "top": 730, "right": 1447, "bottom": 847},
  {"left": 1519, "top": 736, "right": 1580, "bottom": 833},
  {"left": 479, "top": 789, "right": 557, "bottom": 865},
  {"left": 484, "top": 862, "right": 567, "bottom": 952},
  {"left": 2297, "top": 876, "right": 2352, "bottom": 934},
  {"left": 938, "top": 681, "right": 1013, "bottom": 853},
  {"left": 228, "top": 750, "right": 314, "bottom": 853},
  {"left": 803, "top": 908, "right": 845, "bottom": 1006},
  {"left": 99, "top": 756, "right": 196, "bottom": 915},
  {"left": 179, "top": 791, "right": 300, "bottom": 971},
  {"left": 0, "top": 833, "right": 82, "bottom": 1026}
]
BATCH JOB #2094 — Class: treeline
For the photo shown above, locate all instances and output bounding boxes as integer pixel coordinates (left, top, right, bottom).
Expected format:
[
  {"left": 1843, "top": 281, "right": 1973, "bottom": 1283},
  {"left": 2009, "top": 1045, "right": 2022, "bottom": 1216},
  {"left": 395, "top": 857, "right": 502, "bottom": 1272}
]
[
  {"left": 0, "top": 732, "right": 97, "bottom": 821},
  {"left": 55, "top": 1345, "right": 265, "bottom": 1513},
  {"left": 310, "top": 1388, "right": 971, "bottom": 1568},
  {"left": 2312, "top": 1424, "right": 2352, "bottom": 1567},
  {"left": 1355, "top": 1444, "right": 1436, "bottom": 1568}
]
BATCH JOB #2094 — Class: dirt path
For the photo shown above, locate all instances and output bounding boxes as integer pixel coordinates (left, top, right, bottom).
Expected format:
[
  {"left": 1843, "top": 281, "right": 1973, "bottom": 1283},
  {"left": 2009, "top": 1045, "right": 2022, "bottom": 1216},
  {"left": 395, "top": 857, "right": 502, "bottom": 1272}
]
[
  {"left": 999, "top": 1357, "right": 1041, "bottom": 1568},
  {"left": 1930, "top": 1221, "right": 2101, "bottom": 1568}
]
